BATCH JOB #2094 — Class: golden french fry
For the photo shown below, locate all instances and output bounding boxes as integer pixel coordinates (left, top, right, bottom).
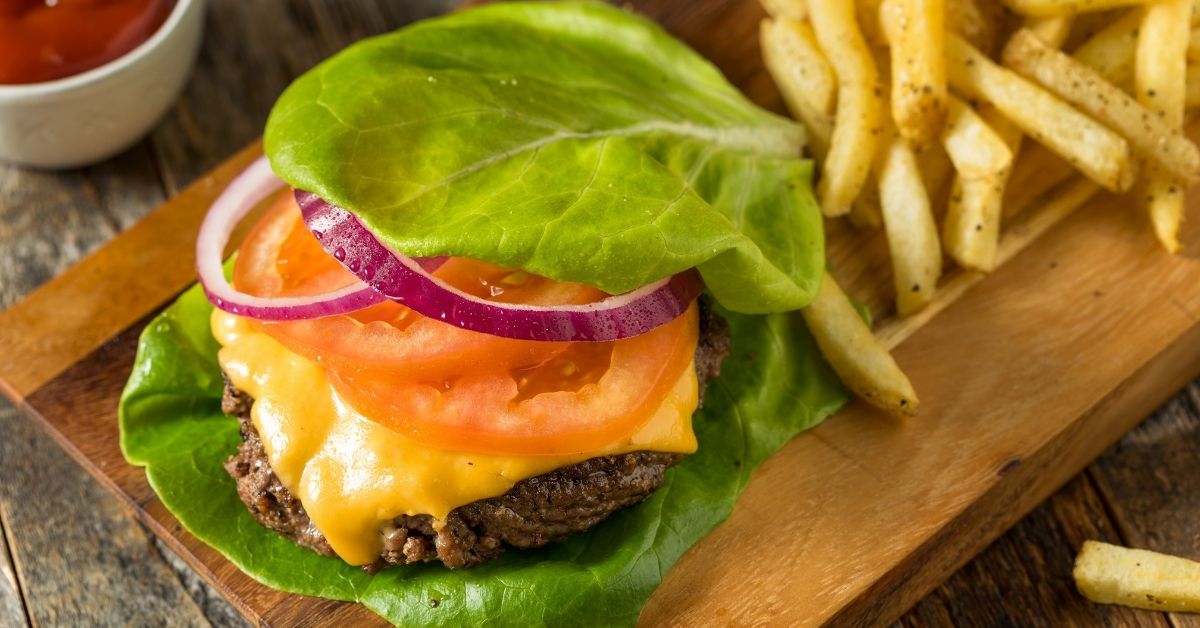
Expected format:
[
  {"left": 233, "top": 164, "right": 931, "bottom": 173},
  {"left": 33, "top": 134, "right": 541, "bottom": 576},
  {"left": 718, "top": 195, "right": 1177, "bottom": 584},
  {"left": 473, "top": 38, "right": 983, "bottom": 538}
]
[
  {"left": 1025, "top": 15, "right": 1073, "bottom": 48},
  {"left": 1074, "top": 541, "right": 1200, "bottom": 612},
  {"left": 1004, "top": 28, "right": 1200, "bottom": 184},
  {"left": 801, "top": 272, "right": 918, "bottom": 418},
  {"left": 881, "top": 0, "right": 947, "bottom": 147},
  {"left": 877, "top": 131, "right": 942, "bottom": 315},
  {"left": 760, "top": 18, "right": 837, "bottom": 159},
  {"left": 760, "top": 0, "right": 807, "bottom": 20},
  {"left": 941, "top": 98, "right": 1015, "bottom": 271},
  {"left": 1000, "top": 0, "right": 1159, "bottom": 17},
  {"left": 945, "top": 33, "right": 1137, "bottom": 193},
  {"left": 941, "top": 97, "right": 1014, "bottom": 178},
  {"left": 808, "top": 0, "right": 885, "bottom": 216},
  {"left": 1138, "top": 0, "right": 1191, "bottom": 253}
]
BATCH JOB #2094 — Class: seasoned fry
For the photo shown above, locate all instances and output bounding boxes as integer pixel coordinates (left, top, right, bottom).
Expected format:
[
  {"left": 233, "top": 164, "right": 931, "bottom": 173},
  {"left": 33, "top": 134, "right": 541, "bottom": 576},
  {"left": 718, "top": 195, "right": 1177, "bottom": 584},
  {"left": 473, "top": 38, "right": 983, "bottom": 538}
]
[
  {"left": 760, "top": 0, "right": 807, "bottom": 20},
  {"left": 945, "top": 33, "right": 1137, "bottom": 193},
  {"left": 941, "top": 98, "right": 1015, "bottom": 271},
  {"left": 1000, "top": 0, "right": 1158, "bottom": 17},
  {"left": 801, "top": 272, "right": 919, "bottom": 418},
  {"left": 1003, "top": 28, "right": 1200, "bottom": 184},
  {"left": 881, "top": 0, "right": 947, "bottom": 147},
  {"left": 760, "top": 18, "right": 836, "bottom": 159},
  {"left": 1137, "top": 0, "right": 1191, "bottom": 252},
  {"left": 877, "top": 130, "right": 942, "bottom": 315},
  {"left": 808, "top": 0, "right": 885, "bottom": 216},
  {"left": 1074, "top": 541, "right": 1200, "bottom": 612}
]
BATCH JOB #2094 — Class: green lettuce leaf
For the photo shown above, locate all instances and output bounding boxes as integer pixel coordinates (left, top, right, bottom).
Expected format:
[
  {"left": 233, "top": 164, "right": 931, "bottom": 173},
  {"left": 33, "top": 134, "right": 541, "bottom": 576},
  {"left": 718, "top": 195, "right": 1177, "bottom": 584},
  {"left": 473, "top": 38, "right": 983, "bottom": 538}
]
[
  {"left": 119, "top": 283, "right": 846, "bottom": 626},
  {"left": 263, "top": 1, "right": 823, "bottom": 314}
]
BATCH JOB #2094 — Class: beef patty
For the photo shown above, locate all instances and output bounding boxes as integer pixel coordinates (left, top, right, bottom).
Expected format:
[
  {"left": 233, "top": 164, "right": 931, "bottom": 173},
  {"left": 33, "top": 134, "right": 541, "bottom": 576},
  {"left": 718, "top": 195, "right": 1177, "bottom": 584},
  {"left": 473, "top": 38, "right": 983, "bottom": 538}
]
[{"left": 223, "top": 300, "right": 731, "bottom": 570}]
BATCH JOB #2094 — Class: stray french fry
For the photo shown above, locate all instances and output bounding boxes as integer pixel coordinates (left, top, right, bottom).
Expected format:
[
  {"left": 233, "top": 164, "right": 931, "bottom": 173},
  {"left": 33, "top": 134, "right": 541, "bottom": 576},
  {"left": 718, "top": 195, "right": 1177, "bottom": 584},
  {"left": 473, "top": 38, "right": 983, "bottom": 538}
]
[
  {"left": 999, "top": 0, "right": 1158, "bottom": 17},
  {"left": 808, "top": 0, "right": 885, "bottom": 216},
  {"left": 1074, "top": 541, "right": 1200, "bottom": 612},
  {"left": 760, "top": 0, "right": 807, "bottom": 20},
  {"left": 1137, "top": 0, "right": 1191, "bottom": 252},
  {"left": 881, "top": 0, "right": 947, "bottom": 147},
  {"left": 760, "top": 18, "right": 837, "bottom": 159},
  {"left": 801, "top": 272, "right": 919, "bottom": 417},
  {"left": 877, "top": 130, "right": 942, "bottom": 314},
  {"left": 945, "top": 33, "right": 1137, "bottom": 193},
  {"left": 1003, "top": 28, "right": 1200, "bottom": 184},
  {"left": 941, "top": 98, "right": 1015, "bottom": 271}
]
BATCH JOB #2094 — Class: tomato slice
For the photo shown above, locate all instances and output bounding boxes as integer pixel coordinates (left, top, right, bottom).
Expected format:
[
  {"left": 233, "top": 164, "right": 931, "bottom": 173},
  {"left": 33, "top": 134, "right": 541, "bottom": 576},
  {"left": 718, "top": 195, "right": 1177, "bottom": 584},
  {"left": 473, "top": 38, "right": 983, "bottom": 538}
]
[
  {"left": 233, "top": 192, "right": 602, "bottom": 378},
  {"left": 328, "top": 303, "right": 698, "bottom": 456},
  {"left": 232, "top": 190, "right": 699, "bottom": 456}
]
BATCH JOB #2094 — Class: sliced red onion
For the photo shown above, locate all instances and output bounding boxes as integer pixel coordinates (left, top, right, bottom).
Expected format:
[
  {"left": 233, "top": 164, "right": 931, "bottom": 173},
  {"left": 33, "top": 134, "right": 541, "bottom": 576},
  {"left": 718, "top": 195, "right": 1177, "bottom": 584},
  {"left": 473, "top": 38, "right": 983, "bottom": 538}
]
[
  {"left": 295, "top": 191, "right": 704, "bottom": 342},
  {"left": 196, "top": 156, "right": 386, "bottom": 320}
]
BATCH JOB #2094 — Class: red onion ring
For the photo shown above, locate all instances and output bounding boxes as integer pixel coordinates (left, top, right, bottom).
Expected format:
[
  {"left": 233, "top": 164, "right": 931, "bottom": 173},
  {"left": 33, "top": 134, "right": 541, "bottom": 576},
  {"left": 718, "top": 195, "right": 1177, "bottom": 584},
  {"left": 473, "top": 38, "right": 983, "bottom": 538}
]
[
  {"left": 296, "top": 191, "right": 705, "bottom": 342},
  {"left": 195, "top": 156, "right": 387, "bottom": 320}
]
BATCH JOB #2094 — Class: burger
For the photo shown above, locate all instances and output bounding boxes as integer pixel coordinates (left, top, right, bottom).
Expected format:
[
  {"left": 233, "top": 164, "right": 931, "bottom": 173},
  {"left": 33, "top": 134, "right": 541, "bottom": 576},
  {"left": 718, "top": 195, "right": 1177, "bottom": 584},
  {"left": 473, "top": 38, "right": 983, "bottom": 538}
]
[{"left": 120, "top": 2, "right": 850, "bottom": 624}]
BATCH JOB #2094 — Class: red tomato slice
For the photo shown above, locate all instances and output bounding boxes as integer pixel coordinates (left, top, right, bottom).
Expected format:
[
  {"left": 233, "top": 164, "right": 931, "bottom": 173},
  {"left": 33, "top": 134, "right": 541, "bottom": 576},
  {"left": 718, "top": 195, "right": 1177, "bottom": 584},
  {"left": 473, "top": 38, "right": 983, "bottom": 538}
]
[
  {"left": 232, "top": 190, "right": 699, "bottom": 456},
  {"left": 233, "top": 192, "right": 600, "bottom": 378},
  {"left": 328, "top": 302, "right": 699, "bottom": 456}
]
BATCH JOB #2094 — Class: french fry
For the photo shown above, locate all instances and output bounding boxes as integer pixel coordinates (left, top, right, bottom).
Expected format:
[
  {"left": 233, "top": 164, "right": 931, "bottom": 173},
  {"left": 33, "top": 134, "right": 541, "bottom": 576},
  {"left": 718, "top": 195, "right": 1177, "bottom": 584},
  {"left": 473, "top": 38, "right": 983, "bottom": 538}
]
[
  {"left": 1137, "top": 0, "right": 1191, "bottom": 252},
  {"left": 760, "top": 0, "right": 807, "bottom": 21},
  {"left": 999, "top": 0, "right": 1158, "bottom": 17},
  {"left": 1074, "top": 541, "right": 1200, "bottom": 612},
  {"left": 1003, "top": 28, "right": 1200, "bottom": 184},
  {"left": 881, "top": 0, "right": 947, "bottom": 147},
  {"left": 941, "top": 98, "right": 1015, "bottom": 271},
  {"left": 760, "top": 18, "right": 837, "bottom": 159},
  {"left": 945, "top": 33, "right": 1137, "bottom": 193},
  {"left": 808, "top": 0, "right": 885, "bottom": 216},
  {"left": 1025, "top": 15, "right": 1073, "bottom": 48},
  {"left": 801, "top": 272, "right": 919, "bottom": 418},
  {"left": 877, "top": 129, "right": 942, "bottom": 314}
]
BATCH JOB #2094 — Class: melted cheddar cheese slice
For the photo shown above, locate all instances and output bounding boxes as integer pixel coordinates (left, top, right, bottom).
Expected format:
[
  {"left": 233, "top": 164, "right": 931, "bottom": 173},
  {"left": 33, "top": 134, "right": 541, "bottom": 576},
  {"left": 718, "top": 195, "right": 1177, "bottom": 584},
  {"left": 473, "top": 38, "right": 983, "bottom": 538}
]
[{"left": 212, "top": 310, "right": 698, "bottom": 565}]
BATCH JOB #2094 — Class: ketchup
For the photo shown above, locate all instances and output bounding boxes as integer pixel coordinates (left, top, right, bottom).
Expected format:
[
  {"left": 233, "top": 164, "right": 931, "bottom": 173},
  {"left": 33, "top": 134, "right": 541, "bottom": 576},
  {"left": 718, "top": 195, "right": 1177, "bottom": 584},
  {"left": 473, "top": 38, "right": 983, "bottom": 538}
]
[{"left": 0, "top": 0, "right": 174, "bottom": 85}]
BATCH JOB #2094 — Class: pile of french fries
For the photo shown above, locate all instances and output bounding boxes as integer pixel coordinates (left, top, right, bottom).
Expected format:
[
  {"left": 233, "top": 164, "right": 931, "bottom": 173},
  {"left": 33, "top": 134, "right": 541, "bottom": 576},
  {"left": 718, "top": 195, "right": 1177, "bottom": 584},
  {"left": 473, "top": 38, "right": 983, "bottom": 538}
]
[{"left": 768, "top": 0, "right": 1200, "bottom": 420}]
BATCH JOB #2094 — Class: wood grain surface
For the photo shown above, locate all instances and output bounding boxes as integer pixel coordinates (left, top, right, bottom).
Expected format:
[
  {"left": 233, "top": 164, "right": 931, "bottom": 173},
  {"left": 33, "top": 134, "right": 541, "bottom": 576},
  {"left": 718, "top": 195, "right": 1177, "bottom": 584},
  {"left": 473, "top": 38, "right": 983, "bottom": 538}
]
[{"left": 0, "top": 1, "right": 1198, "bottom": 627}]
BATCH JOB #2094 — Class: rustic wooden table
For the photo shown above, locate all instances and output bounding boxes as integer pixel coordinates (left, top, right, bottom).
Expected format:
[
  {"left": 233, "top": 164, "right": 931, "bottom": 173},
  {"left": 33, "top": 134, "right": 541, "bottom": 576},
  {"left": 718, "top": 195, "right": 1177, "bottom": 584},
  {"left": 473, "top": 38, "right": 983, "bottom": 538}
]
[{"left": 0, "top": 2, "right": 1197, "bottom": 626}]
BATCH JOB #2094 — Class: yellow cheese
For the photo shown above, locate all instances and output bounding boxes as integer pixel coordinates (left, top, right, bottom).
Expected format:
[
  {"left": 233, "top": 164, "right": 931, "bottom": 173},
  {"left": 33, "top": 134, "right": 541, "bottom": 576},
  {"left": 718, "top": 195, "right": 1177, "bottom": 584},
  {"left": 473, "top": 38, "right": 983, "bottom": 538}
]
[{"left": 212, "top": 310, "right": 698, "bottom": 565}]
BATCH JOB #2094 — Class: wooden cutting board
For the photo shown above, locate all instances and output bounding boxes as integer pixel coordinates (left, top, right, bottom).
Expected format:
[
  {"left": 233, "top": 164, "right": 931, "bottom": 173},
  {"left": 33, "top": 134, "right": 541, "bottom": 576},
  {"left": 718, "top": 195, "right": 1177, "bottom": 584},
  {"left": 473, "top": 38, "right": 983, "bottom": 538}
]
[{"left": 3, "top": 1, "right": 1200, "bottom": 626}]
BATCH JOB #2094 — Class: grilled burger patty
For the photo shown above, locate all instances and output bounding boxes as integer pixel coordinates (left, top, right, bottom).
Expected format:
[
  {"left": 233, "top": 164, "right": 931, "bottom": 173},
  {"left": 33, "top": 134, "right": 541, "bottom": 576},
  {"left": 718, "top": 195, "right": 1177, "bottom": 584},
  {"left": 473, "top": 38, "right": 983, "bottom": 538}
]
[{"left": 222, "top": 300, "right": 731, "bottom": 570}]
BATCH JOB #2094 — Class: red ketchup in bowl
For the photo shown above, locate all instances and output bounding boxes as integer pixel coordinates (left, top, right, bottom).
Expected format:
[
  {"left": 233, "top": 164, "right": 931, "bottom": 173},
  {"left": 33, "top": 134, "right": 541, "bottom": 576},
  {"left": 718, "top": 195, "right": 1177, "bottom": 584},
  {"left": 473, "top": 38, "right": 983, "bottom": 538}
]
[{"left": 0, "top": 0, "right": 174, "bottom": 85}]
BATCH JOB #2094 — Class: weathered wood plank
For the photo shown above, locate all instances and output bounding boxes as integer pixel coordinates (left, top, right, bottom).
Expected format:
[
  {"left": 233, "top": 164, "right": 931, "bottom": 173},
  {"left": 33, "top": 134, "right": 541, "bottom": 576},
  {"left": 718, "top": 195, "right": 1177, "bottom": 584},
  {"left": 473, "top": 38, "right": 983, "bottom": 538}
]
[
  {"left": 0, "top": 403, "right": 213, "bottom": 626},
  {"left": 896, "top": 474, "right": 1169, "bottom": 627}
]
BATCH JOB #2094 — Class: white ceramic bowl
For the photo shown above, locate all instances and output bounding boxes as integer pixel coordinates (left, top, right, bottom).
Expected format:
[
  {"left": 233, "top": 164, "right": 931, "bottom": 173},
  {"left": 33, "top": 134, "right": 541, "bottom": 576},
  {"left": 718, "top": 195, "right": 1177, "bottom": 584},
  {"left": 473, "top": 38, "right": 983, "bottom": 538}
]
[{"left": 0, "top": 0, "right": 207, "bottom": 169}]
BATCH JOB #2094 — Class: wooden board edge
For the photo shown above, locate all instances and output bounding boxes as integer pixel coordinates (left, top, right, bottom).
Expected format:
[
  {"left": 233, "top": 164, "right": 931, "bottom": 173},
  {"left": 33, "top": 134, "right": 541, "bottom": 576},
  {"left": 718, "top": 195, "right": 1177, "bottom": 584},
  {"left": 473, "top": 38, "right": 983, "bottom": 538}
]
[
  {"left": 831, "top": 312, "right": 1200, "bottom": 626},
  {"left": 0, "top": 143, "right": 262, "bottom": 403}
]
